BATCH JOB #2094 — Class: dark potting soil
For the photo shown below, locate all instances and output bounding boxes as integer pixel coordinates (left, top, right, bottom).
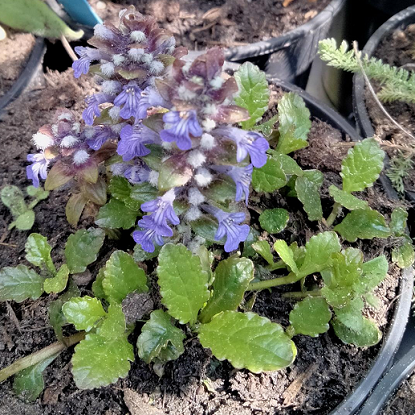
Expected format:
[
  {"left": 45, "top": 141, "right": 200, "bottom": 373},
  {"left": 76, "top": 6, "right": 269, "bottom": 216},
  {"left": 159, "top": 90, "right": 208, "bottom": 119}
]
[
  {"left": 0, "top": 30, "right": 35, "bottom": 98},
  {"left": 0, "top": 71, "right": 403, "bottom": 414},
  {"left": 364, "top": 23, "right": 415, "bottom": 193},
  {"left": 380, "top": 371, "right": 415, "bottom": 415},
  {"left": 90, "top": 0, "right": 330, "bottom": 50}
]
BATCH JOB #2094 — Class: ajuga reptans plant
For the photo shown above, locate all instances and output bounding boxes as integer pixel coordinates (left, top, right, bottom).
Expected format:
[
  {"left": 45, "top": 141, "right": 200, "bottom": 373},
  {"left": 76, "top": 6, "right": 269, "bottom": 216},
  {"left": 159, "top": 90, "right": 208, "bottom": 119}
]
[{"left": 0, "top": 8, "right": 414, "bottom": 403}]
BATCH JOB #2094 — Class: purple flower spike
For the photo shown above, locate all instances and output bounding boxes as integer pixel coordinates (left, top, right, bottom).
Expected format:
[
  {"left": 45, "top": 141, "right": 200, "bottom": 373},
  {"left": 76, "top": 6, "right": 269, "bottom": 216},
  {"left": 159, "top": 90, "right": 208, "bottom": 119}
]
[
  {"left": 86, "top": 126, "right": 113, "bottom": 150},
  {"left": 203, "top": 205, "right": 250, "bottom": 252},
  {"left": 228, "top": 164, "right": 253, "bottom": 205},
  {"left": 137, "top": 87, "right": 170, "bottom": 119},
  {"left": 83, "top": 93, "right": 112, "bottom": 125},
  {"left": 160, "top": 110, "right": 202, "bottom": 150},
  {"left": 141, "top": 189, "right": 180, "bottom": 227},
  {"left": 26, "top": 153, "right": 50, "bottom": 188},
  {"left": 219, "top": 127, "right": 269, "bottom": 168},
  {"left": 118, "top": 123, "right": 159, "bottom": 161},
  {"left": 114, "top": 82, "right": 142, "bottom": 119},
  {"left": 133, "top": 215, "right": 173, "bottom": 253},
  {"left": 72, "top": 47, "right": 105, "bottom": 78},
  {"left": 124, "top": 164, "right": 150, "bottom": 184}
]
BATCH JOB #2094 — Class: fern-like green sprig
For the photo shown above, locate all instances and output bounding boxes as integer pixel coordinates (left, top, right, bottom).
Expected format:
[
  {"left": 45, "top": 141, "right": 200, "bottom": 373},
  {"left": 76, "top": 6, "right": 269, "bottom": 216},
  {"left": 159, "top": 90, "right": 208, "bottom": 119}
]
[{"left": 387, "top": 153, "right": 414, "bottom": 194}]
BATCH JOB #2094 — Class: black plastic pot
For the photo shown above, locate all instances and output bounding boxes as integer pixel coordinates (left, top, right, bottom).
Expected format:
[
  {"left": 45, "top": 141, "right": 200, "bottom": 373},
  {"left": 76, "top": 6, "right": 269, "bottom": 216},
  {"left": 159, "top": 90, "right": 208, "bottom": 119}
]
[
  {"left": 223, "top": 0, "right": 347, "bottom": 86},
  {"left": 0, "top": 37, "right": 46, "bottom": 114},
  {"left": 353, "top": 5, "right": 415, "bottom": 201},
  {"left": 368, "top": 0, "right": 415, "bottom": 17},
  {"left": 270, "top": 78, "right": 415, "bottom": 415}
]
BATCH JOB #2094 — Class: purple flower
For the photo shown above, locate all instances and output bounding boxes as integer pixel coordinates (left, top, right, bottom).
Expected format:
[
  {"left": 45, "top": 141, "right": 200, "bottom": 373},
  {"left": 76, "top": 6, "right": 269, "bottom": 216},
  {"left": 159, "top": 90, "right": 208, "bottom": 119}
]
[
  {"left": 219, "top": 127, "right": 269, "bottom": 168},
  {"left": 160, "top": 110, "right": 202, "bottom": 150},
  {"left": 86, "top": 126, "right": 113, "bottom": 150},
  {"left": 137, "top": 87, "right": 170, "bottom": 119},
  {"left": 228, "top": 164, "right": 253, "bottom": 205},
  {"left": 118, "top": 123, "right": 159, "bottom": 161},
  {"left": 133, "top": 215, "right": 172, "bottom": 253},
  {"left": 83, "top": 93, "right": 112, "bottom": 125},
  {"left": 72, "top": 47, "right": 106, "bottom": 78},
  {"left": 203, "top": 205, "right": 250, "bottom": 252},
  {"left": 141, "top": 189, "right": 179, "bottom": 227},
  {"left": 124, "top": 164, "right": 150, "bottom": 184},
  {"left": 114, "top": 82, "right": 142, "bottom": 119},
  {"left": 26, "top": 152, "right": 50, "bottom": 188}
]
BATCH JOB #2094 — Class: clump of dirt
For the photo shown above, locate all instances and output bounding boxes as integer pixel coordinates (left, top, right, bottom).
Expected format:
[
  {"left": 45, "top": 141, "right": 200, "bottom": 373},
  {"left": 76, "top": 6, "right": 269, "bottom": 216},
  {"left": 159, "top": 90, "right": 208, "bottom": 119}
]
[
  {"left": 381, "top": 371, "right": 415, "bottom": 415},
  {"left": 91, "top": 0, "right": 330, "bottom": 49}
]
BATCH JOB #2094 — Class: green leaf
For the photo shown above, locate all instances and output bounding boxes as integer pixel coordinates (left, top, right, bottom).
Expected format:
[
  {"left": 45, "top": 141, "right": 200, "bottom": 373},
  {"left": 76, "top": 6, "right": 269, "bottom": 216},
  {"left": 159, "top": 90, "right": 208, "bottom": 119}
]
[
  {"left": 95, "top": 198, "right": 138, "bottom": 230},
  {"left": 198, "top": 311, "right": 296, "bottom": 373},
  {"left": 234, "top": 62, "right": 269, "bottom": 129},
  {"left": 157, "top": 244, "right": 210, "bottom": 324},
  {"left": 199, "top": 258, "right": 254, "bottom": 324},
  {"left": 259, "top": 208, "right": 289, "bottom": 234},
  {"left": 66, "top": 193, "right": 88, "bottom": 227},
  {"left": 341, "top": 138, "right": 385, "bottom": 192},
  {"left": 109, "top": 176, "right": 141, "bottom": 211},
  {"left": 332, "top": 317, "right": 381, "bottom": 347},
  {"left": 81, "top": 179, "right": 107, "bottom": 206},
  {"left": 92, "top": 268, "right": 107, "bottom": 300},
  {"left": 252, "top": 241, "right": 274, "bottom": 265},
  {"left": 276, "top": 92, "right": 311, "bottom": 154},
  {"left": 202, "top": 179, "right": 236, "bottom": 204},
  {"left": 1, "top": 185, "right": 27, "bottom": 217},
  {"left": 252, "top": 156, "right": 287, "bottom": 193},
  {"left": 333, "top": 297, "right": 364, "bottom": 332},
  {"left": 158, "top": 156, "right": 193, "bottom": 192},
  {"left": 65, "top": 228, "right": 105, "bottom": 274},
  {"left": 392, "top": 240, "right": 415, "bottom": 268},
  {"left": 15, "top": 210, "right": 35, "bottom": 231},
  {"left": 354, "top": 256, "right": 389, "bottom": 294},
  {"left": 289, "top": 297, "right": 331, "bottom": 337},
  {"left": 191, "top": 216, "right": 224, "bottom": 244},
  {"left": 295, "top": 170, "right": 323, "bottom": 221},
  {"left": 298, "top": 232, "right": 341, "bottom": 278},
  {"left": 328, "top": 185, "right": 368, "bottom": 210},
  {"left": 253, "top": 114, "right": 278, "bottom": 137},
  {"left": 269, "top": 152, "right": 303, "bottom": 176},
  {"left": 130, "top": 182, "right": 158, "bottom": 206},
  {"left": 13, "top": 354, "right": 59, "bottom": 402},
  {"left": 103, "top": 251, "right": 148, "bottom": 304},
  {"left": 133, "top": 243, "right": 161, "bottom": 262},
  {"left": 62, "top": 296, "right": 106, "bottom": 331},
  {"left": 137, "top": 310, "right": 185, "bottom": 364},
  {"left": 242, "top": 227, "right": 260, "bottom": 257},
  {"left": 334, "top": 209, "right": 391, "bottom": 242},
  {"left": 44, "top": 264, "right": 69, "bottom": 294},
  {"left": 71, "top": 305, "right": 134, "bottom": 389},
  {"left": 26, "top": 185, "right": 49, "bottom": 200},
  {"left": 390, "top": 208, "right": 408, "bottom": 237},
  {"left": 25, "top": 233, "right": 56, "bottom": 274},
  {"left": 273, "top": 240, "right": 298, "bottom": 274},
  {"left": 44, "top": 162, "right": 73, "bottom": 191},
  {"left": 0, "top": 265, "right": 44, "bottom": 302}
]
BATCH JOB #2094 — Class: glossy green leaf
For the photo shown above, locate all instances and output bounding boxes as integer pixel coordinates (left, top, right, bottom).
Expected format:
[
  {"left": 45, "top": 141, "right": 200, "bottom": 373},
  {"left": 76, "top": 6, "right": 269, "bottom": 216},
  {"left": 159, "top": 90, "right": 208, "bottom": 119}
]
[
  {"left": 198, "top": 311, "right": 296, "bottom": 373},
  {"left": 353, "top": 256, "right": 389, "bottom": 295},
  {"left": 273, "top": 240, "right": 298, "bottom": 274},
  {"left": 234, "top": 62, "right": 269, "bottom": 129},
  {"left": 25, "top": 233, "right": 56, "bottom": 274},
  {"left": 341, "top": 138, "right": 385, "bottom": 192},
  {"left": 334, "top": 209, "right": 391, "bottom": 242},
  {"left": 66, "top": 193, "right": 88, "bottom": 227},
  {"left": 108, "top": 176, "right": 141, "bottom": 211},
  {"left": 71, "top": 304, "right": 134, "bottom": 389},
  {"left": 0, "top": 265, "right": 44, "bottom": 302},
  {"left": 95, "top": 198, "right": 138, "bottom": 230},
  {"left": 15, "top": 210, "right": 35, "bottom": 231},
  {"left": 333, "top": 297, "right": 364, "bottom": 331},
  {"left": 158, "top": 156, "right": 193, "bottom": 192},
  {"left": 269, "top": 152, "right": 303, "bottom": 176},
  {"left": 44, "top": 264, "right": 69, "bottom": 294},
  {"left": 102, "top": 251, "right": 148, "bottom": 304},
  {"left": 298, "top": 231, "right": 341, "bottom": 278},
  {"left": 295, "top": 170, "right": 323, "bottom": 221},
  {"left": 13, "top": 354, "right": 59, "bottom": 402},
  {"left": 276, "top": 92, "right": 311, "bottom": 154},
  {"left": 137, "top": 310, "right": 185, "bottom": 364},
  {"left": 392, "top": 240, "right": 415, "bottom": 268},
  {"left": 252, "top": 156, "right": 287, "bottom": 193},
  {"left": 62, "top": 296, "right": 106, "bottom": 331},
  {"left": 1, "top": 185, "right": 27, "bottom": 217},
  {"left": 259, "top": 208, "right": 289, "bottom": 234},
  {"left": 242, "top": 227, "right": 260, "bottom": 258},
  {"left": 199, "top": 258, "right": 254, "bottom": 323},
  {"left": 65, "top": 227, "right": 105, "bottom": 274},
  {"left": 26, "top": 186, "right": 49, "bottom": 200},
  {"left": 130, "top": 182, "right": 159, "bottom": 206},
  {"left": 157, "top": 244, "right": 210, "bottom": 324},
  {"left": 252, "top": 240, "right": 274, "bottom": 265},
  {"left": 289, "top": 297, "right": 331, "bottom": 337},
  {"left": 91, "top": 268, "right": 107, "bottom": 300},
  {"left": 202, "top": 179, "right": 236, "bottom": 203},
  {"left": 133, "top": 243, "right": 161, "bottom": 262},
  {"left": 390, "top": 208, "right": 408, "bottom": 237},
  {"left": 328, "top": 185, "right": 368, "bottom": 210},
  {"left": 332, "top": 316, "right": 381, "bottom": 347},
  {"left": 191, "top": 216, "right": 224, "bottom": 244}
]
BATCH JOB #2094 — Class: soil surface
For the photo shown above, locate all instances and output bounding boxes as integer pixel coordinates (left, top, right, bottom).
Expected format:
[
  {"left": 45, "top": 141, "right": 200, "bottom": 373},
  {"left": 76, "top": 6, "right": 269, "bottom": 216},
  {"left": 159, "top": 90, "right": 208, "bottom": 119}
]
[
  {"left": 91, "top": 0, "right": 330, "bottom": 49},
  {"left": 380, "top": 371, "right": 415, "bottom": 415},
  {"left": 0, "top": 29, "right": 36, "bottom": 98},
  {"left": 0, "top": 69, "right": 404, "bottom": 414},
  {"left": 364, "top": 23, "right": 415, "bottom": 194}
]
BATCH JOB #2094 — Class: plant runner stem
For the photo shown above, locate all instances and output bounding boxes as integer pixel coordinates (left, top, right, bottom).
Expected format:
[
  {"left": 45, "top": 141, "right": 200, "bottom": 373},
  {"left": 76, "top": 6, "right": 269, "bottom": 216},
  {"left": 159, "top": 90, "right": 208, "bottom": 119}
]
[
  {"left": 248, "top": 272, "right": 303, "bottom": 291},
  {"left": 0, "top": 331, "right": 85, "bottom": 383},
  {"left": 325, "top": 202, "right": 341, "bottom": 227},
  {"left": 282, "top": 290, "right": 322, "bottom": 299}
]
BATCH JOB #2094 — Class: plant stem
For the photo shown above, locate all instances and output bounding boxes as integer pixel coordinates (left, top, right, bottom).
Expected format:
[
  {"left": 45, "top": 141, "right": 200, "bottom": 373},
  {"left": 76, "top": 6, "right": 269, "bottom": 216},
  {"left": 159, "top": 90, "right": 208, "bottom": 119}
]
[
  {"left": 325, "top": 202, "right": 341, "bottom": 227},
  {"left": 0, "top": 332, "right": 84, "bottom": 383},
  {"left": 267, "top": 260, "right": 286, "bottom": 271},
  {"left": 248, "top": 273, "right": 303, "bottom": 291},
  {"left": 282, "top": 290, "right": 322, "bottom": 299}
]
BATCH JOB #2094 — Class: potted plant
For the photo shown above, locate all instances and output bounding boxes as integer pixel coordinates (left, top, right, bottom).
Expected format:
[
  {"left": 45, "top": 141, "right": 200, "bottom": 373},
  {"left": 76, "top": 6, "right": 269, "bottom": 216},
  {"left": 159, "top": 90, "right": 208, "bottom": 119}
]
[{"left": 0, "top": 8, "right": 413, "bottom": 414}]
